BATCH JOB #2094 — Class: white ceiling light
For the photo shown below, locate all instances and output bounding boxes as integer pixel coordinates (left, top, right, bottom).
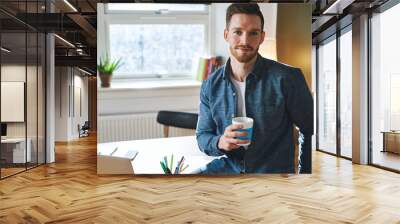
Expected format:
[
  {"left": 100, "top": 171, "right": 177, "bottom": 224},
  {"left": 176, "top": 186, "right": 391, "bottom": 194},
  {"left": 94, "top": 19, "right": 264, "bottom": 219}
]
[
  {"left": 63, "top": 0, "right": 78, "bottom": 12},
  {"left": 1, "top": 47, "right": 11, "bottom": 53},
  {"left": 323, "top": 0, "right": 355, "bottom": 15},
  {"left": 54, "top": 34, "right": 75, "bottom": 48},
  {"left": 78, "top": 67, "right": 92, "bottom": 76}
]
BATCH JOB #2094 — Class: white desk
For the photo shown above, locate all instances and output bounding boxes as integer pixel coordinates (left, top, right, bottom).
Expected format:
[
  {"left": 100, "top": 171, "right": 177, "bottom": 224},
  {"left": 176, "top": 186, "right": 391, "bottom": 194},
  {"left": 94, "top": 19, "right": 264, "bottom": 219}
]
[
  {"left": 1, "top": 138, "right": 31, "bottom": 163},
  {"left": 97, "top": 136, "right": 222, "bottom": 175}
]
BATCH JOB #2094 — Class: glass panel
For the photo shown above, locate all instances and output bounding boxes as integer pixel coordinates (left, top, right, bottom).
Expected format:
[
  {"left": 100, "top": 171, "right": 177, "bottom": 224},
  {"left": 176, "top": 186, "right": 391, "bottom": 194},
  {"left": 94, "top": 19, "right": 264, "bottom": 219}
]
[
  {"left": 26, "top": 0, "right": 39, "bottom": 169},
  {"left": 27, "top": 31, "right": 38, "bottom": 169},
  {"left": 318, "top": 37, "right": 337, "bottom": 154},
  {"left": 0, "top": 0, "right": 46, "bottom": 178},
  {"left": 38, "top": 32, "right": 45, "bottom": 165},
  {"left": 1, "top": 30, "right": 27, "bottom": 177},
  {"left": 109, "top": 24, "right": 205, "bottom": 78},
  {"left": 371, "top": 3, "right": 400, "bottom": 171},
  {"left": 340, "top": 29, "right": 352, "bottom": 158}
]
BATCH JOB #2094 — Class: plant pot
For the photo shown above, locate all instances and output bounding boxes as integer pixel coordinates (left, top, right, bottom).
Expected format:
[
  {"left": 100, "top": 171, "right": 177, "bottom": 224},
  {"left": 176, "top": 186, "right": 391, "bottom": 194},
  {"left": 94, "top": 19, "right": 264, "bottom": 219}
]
[{"left": 99, "top": 73, "right": 112, "bottom": 88}]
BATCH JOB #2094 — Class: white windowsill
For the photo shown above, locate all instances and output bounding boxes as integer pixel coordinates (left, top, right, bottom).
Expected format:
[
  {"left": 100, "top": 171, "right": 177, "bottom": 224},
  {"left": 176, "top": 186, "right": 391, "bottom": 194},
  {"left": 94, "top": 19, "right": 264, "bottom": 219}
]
[
  {"left": 99, "top": 78, "right": 202, "bottom": 92},
  {"left": 98, "top": 78, "right": 202, "bottom": 115}
]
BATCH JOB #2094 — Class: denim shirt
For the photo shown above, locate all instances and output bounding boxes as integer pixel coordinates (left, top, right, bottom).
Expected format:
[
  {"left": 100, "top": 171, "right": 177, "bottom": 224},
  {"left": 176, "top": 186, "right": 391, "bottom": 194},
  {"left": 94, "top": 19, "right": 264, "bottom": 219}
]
[{"left": 195, "top": 54, "right": 314, "bottom": 174}]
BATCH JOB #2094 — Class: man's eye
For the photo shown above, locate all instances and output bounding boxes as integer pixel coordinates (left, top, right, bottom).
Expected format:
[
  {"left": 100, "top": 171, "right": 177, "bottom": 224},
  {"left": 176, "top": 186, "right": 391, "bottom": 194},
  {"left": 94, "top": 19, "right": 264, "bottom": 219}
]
[
  {"left": 234, "top": 31, "right": 242, "bottom": 35},
  {"left": 250, "top": 32, "right": 259, "bottom": 36}
]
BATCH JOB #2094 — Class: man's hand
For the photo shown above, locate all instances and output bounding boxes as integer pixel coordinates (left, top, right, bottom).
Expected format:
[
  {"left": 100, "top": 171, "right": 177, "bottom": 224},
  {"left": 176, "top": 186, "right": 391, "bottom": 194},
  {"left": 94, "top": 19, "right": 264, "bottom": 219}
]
[{"left": 217, "top": 124, "right": 250, "bottom": 151}]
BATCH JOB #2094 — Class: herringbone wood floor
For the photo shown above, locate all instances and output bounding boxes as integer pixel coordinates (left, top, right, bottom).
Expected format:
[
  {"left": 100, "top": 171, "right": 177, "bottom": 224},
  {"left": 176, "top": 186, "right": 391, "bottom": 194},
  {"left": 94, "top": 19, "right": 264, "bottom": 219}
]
[{"left": 1, "top": 134, "right": 400, "bottom": 224}]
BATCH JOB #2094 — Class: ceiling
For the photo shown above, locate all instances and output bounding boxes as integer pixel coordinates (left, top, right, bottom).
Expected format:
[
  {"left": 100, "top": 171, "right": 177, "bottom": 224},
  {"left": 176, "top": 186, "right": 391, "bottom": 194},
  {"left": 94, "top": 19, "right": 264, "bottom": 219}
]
[{"left": 0, "top": 0, "right": 99, "bottom": 73}]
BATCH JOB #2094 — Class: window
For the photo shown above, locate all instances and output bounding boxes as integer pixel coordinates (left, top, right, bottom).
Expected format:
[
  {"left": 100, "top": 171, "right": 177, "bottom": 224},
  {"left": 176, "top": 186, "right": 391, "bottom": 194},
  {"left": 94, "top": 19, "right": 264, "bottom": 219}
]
[
  {"left": 317, "top": 36, "right": 337, "bottom": 155},
  {"left": 317, "top": 28, "right": 353, "bottom": 159},
  {"left": 370, "top": 2, "right": 400, "bottom": 171},
  {"left": 104, "top": 4, "right": 209, "bottom": 79},
  {"left": 109, "top": 24, "right": 205, "bottom": 78},
  {"left": 339, "top": 28, "right": 352, "bottom": 158}
]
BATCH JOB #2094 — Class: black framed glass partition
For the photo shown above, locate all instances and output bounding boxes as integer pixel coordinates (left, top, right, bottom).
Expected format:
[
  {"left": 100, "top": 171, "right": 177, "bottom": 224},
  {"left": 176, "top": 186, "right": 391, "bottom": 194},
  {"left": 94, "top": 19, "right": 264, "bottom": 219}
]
[
  {"left": 0, "top": 0, "right": 46, "bottom": 179},
  {"left": 0, "top": 30, "right": 28, "bottom": 177}
]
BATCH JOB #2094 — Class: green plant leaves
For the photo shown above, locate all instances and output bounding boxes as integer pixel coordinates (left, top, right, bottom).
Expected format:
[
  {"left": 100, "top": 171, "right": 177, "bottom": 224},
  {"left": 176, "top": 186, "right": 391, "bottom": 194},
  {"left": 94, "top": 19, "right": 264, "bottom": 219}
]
[{"left": 97, "top": 53, "right": 123, "bottom": 74}]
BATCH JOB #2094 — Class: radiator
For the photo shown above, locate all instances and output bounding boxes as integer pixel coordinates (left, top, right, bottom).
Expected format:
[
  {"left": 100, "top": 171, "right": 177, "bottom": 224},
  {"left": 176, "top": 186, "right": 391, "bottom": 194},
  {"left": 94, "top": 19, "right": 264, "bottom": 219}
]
[{"left": 98, "top": 113, "right": 196, "bottom": 143}]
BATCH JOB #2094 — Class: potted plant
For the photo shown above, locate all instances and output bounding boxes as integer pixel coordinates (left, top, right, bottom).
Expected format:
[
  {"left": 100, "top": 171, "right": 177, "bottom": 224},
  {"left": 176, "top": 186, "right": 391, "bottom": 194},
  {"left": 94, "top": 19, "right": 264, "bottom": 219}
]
[{"left": 97, "top": 54, "right": 123, "bottom": 88}]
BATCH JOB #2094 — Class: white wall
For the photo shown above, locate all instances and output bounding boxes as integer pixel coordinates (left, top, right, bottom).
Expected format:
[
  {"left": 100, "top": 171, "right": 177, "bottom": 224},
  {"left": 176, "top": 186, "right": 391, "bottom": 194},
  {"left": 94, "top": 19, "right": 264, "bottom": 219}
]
[
  {"left": 55, "top": 67, "right": 68, "bottom": 141},
  {"left": 99, "top": 83, "right": 200, "bottom": 116},
  {"left": 1, "top": 65, "right": 26, "bottom": 139},
  {"left": 72, "top": 73, "right": 89, "bottom": 138},
  {"left": 1, "top": 64, "right": 46, "bottom": 163},
  {"left": 1, "top": 65, "right": 39, "bottom": 138},
  {"left": 55, "top": 67, "right": 89, "bottom": 141}
]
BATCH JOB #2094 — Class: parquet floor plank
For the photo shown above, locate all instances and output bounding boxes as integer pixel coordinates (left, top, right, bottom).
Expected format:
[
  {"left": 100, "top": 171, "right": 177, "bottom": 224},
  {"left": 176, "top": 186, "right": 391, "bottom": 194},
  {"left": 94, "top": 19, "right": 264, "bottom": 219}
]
[{"left": 0, "top": 135, "right": 399, "bottom": 223}]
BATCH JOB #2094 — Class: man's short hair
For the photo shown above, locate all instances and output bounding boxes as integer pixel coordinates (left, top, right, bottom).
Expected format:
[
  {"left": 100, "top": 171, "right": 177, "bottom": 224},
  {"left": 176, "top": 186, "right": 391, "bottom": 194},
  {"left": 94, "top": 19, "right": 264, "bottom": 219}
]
[{"left": 226, "top": 3, "right": 264, "bottom": 31}]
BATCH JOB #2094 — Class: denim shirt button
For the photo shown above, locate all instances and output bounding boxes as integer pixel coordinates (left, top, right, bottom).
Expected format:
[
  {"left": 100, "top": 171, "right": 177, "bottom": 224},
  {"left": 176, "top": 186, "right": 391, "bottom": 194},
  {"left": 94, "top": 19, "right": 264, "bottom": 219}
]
[{"left": 232, "top": 92, "right": 236, "bottom": 96}]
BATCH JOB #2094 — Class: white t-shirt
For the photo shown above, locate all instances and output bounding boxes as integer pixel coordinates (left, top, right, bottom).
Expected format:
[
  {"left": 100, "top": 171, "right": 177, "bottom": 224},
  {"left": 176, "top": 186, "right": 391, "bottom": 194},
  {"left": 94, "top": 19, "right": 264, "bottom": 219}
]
[
  {"left": 231, "top": 77, "right": 246, "bottom": 117},
  {"left": 231, "top": 77, "right": 249, "bottom": 150}
]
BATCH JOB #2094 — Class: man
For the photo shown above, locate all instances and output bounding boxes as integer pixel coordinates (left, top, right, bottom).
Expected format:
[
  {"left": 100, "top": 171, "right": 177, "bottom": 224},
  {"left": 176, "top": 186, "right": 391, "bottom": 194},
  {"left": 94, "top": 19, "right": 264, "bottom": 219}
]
[{"left": 196, "top": 3, "right": 313, "bottom": 174}]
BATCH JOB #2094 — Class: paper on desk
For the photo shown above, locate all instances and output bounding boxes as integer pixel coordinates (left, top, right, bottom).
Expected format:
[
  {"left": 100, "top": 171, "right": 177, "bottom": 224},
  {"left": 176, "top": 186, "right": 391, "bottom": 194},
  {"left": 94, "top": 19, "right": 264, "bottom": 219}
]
[{"left": 98, "top": 147, "right": 138, "bottom": 160}]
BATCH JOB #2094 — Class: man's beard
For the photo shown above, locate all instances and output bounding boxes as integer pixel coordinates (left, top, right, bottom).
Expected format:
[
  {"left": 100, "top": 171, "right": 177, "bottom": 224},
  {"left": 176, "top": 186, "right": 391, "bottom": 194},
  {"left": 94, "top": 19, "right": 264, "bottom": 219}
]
[{"left": 229, "top": 45, "right": 259, "bottom": 63}]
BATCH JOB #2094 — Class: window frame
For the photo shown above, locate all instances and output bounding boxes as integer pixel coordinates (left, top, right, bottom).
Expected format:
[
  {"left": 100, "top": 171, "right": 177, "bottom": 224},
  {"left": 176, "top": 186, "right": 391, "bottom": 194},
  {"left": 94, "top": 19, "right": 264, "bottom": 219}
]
[
  {"left": 103, "top": 4, "right": 210, "bottom": 80},
  {"left": 105, "top": 3, "right": 209, "bottom": 15},
  {"left": 315, "top": 24, "right": 353, "bottom": 161},
  {"left": 316, "top": 33, "right": 338, "bottom": 156},
  {"left": 338, "top": 25, "right": 353, "bottom": 159}
]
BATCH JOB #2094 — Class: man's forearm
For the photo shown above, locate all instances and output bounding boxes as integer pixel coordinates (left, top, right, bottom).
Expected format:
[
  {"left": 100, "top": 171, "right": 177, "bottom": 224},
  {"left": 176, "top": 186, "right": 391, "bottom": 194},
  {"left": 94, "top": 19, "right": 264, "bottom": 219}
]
[{"left": 196, "top": 133, "right": 224, "bottom": 157}]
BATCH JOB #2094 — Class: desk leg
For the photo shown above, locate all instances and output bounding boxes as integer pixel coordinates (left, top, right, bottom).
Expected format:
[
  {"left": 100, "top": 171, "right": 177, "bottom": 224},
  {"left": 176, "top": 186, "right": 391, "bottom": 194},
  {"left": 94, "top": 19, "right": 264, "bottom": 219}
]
[{"left": 382, "top": 133, "right": 386, "bottom": 153}]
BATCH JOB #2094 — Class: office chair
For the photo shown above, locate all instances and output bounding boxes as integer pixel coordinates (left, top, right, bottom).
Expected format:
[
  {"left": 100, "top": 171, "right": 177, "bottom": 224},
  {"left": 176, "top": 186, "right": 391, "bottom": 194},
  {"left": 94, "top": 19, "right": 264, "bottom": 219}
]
[
  {"left": 156, "top": 111, "right": 198, "bottom": 137},
  {"left": 78, "top": 121, "right": 90, "bottom": 138}
]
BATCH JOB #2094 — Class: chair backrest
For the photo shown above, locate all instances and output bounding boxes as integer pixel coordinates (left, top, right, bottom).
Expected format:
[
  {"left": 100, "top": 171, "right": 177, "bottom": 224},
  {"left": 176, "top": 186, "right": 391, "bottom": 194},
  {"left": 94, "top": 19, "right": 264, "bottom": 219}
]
[
  {"left": 156, "top": 111, "right": 198, "bottom": 129},
  {"left": 82, "top": 121, "right": 90, "bottom": 129}
]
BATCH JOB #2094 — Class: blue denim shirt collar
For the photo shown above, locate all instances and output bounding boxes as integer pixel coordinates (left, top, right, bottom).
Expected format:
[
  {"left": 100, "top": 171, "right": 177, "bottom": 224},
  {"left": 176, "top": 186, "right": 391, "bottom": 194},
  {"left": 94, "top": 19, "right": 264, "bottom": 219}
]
[{"left": 222, "top": 53, "right": 265, "bottom": 81}]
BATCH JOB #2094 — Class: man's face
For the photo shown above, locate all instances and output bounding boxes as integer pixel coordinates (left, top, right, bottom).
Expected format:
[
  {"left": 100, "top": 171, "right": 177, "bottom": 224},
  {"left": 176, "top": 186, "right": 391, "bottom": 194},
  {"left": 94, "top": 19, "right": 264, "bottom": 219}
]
[{"left": 224, "top": 13, "right": 265, "bottom": 63}]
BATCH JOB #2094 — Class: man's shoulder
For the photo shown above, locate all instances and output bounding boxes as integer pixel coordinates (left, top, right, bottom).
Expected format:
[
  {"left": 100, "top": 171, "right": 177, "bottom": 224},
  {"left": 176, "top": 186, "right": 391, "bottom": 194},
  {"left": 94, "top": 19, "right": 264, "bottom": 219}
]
[
  {"left": 204, "top": 66, "right": 225, "bottom": 86},
  {"left": 259, "top": 58, "right": 307, "bottom": 88},
  {"left": 199, "top": 66, "right": 225, "bottom": 95},
  {"left": 209, "top": 66, "right": 225, "bottom": 80},
  {"left": 260, "top": 57, "right": 300, "bottom": 76}
]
